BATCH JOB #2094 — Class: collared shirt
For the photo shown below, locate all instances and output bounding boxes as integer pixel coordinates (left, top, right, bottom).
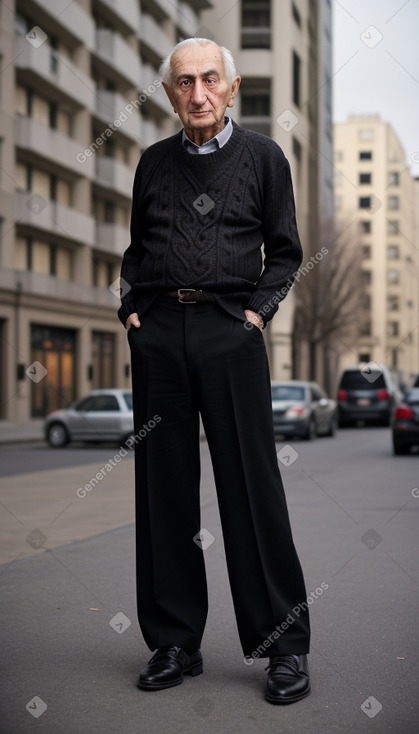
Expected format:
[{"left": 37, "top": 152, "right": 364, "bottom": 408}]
[{"left": 182, "top": 115, "right": 233, "bottom": 154}]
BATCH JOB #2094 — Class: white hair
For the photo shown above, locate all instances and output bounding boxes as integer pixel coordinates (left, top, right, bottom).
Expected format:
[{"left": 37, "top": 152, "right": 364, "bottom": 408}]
[{"left": 159, "top": 37, "right": 237, "bottom": 87}]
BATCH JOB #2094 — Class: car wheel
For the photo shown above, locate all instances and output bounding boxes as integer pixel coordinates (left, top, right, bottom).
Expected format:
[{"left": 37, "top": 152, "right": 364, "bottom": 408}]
[
  {"left": 47, "top": 422, "right": 69, "bottom": 448},
  {"left": 305, "top": 418, "right": 317, "bottom": 441},
  {"left": 393, "top": 440, "right": 410, "bottom": 456}
]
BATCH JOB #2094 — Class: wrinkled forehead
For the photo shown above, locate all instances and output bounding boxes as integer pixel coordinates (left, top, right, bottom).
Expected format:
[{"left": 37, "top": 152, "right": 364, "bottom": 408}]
[{"left": 170, "top": 44, "right": 226, "bottom": 81}]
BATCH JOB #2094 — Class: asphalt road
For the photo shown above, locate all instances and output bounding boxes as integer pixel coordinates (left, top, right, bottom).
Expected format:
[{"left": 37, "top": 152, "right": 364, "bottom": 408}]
[
  {"left": 0, "top": 427, "right": 418, "bottom": 733},
  {"left": 0, "top": 444, "right": 133, "bottom": 478}
]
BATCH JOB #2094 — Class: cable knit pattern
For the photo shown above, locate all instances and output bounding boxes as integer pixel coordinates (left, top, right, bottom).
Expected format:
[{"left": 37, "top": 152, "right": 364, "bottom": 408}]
[{"left": 118, "top": 121, "right": 303, "bottom": 326}]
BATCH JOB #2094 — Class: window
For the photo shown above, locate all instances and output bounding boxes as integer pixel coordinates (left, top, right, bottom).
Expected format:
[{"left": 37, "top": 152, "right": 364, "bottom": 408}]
[
  {"left": 359, "top": 353, "right": 371, "bottom": 363},
  {"left": 241, "top": 1, "right": 271, "bottom": 49},
  {"left": 360, "top": 293, "right": 371, "bottom": 310},
  {"left": 15, "top": 13, "right": 29, "bottom": 36},
  {"left": 359, "top": 173, "right": 371, "bottom": 184},
  {"left": 362, "top": 245, "right": 371, "bottom": 259},
  {"left": 387, "top": 245, "right": 399, "bottom": 259},
  {"left": 388, "top": 196, "right": 399, "bottom": 210},
  {"left": 359, "top": 197, "right": 371, "bottom": 209},
  {"left": 92, "top": 332, "right": 115, "bottom": 388},
  {"left": 358, "top": 129, "right": 374, "bottom": 141},
  {"left": 359, "top": 321, "right": 371, "bottom": 337},
  {"left": 361, "top": 270, "right": 371, "bottom": 285},
  {"left": 387, "top": 220, "right": 398, "bottom": 234},
  {"left": 387, "top": 322, "right": 399, "bottom": 337},
  {"left": 359, "top": 151, "right": 372, "bottom": 160},
  {"left": 50, "top": 37, "right": 58, "bottom": 74},
  {"left": 360, "top": 221, "right": 371, "bottom": 233},
  {"left": 76, "top": 394, "right": 119, "bottom": 412},
  {"left": 240, "top": 78, "right": 271, "bottom": 136},
  {"left": 292, "top": 2, "right": 301, "bottom": 26},
  {"left": 292, "top": 51, "right": 301, "bottom": 108},
  {"left": 388, "top": 172, "right": 399, "bottom": 186},
  {"left": 387, "top": 269, "right": 399, "bottom": 284},
  {"left": 271, "top": 385, "right": 305, "bottom": 401},
  {"left": 387, "top": 295, "right": 399, "bottom": 311},
  {"left": 292, "top": 137, "right": 302, "bottom": 185}
]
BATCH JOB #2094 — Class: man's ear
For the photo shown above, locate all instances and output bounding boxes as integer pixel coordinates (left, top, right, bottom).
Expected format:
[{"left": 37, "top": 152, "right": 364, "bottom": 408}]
[
  {"left": 227, "top": 76, "right": 241, "bottom": 108},
  {"left": 162, "top": 82, "right": 177, "bottom": 114}
]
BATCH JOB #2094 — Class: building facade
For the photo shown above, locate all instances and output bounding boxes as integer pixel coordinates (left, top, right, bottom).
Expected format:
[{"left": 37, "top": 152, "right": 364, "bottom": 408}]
[
  {"left": 0, "top": 0, "right": 209, "bottom": 420},
  {"left": 334, "top": 116, "right": 419, "bottom": 385},
  {"left": 202, "top": 0, "right": 334, "bottom": 381}
]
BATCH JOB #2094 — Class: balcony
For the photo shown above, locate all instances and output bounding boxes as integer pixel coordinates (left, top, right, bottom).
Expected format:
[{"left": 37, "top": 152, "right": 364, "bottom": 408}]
[
  {"left": 27, "top": 0, "right": 95, "bottom": 48},
  {"left": 141, "top": 63, "right": 172, "bottom": 116},
  {"left": 139, "top": 13, "right": 173, "bottom": 59},
  {"left": 95, "top": 0, "right": 140, "bottom": 34},
  {"left": 15, "top": 191, "right": 95, "bottom": 246},
  {"left": 95, "top": 90, "right": 141, "bottom": 142},
  {"left": 0, "top": 268, "right": 116, "bottom": 308},
  {"left": 95, "top": 157, "right": 134, "bottom": 198},
  {"left": 15, "top": 116, "right": 95, "bottom": 178},
  {"left": 177, "top": 2, "right": 200, "bottom": 35},
  {"left": 15, "top": 36, "right": 95, "bottom": 110},
  {"left": 94, "top": 29, "right": 141, "bottom": 88},
  {"left": 140, "top": 118, "right": 162, "bottom": 148},
  {"left": 96, "top": 222, "right": 130, "bottom": 255}
]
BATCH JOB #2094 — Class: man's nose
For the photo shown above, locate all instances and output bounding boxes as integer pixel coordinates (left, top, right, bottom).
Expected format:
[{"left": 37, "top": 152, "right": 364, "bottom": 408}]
[{"left": 191, "top": 80, "right": 206, "bottom": 105}]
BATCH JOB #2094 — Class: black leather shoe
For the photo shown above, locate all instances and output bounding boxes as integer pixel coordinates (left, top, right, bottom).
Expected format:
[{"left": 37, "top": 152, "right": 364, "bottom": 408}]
[
  {"left": 138, "top": 646, "right": 203, "bottom": 690},
  {"left": 265, "top": 654, "right": 310, "bottom": 704}
]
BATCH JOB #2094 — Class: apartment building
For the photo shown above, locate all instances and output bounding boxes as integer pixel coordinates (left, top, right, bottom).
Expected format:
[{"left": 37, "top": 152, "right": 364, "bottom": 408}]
[
  {"left": 334, "top": 116, "right": 419, "bottom": 382},
  {"left": 0, "top": 0, "right": 209, "bottom": 420},
  {"left": 202, "top": 0, "right": 334, "bottom": 380}
]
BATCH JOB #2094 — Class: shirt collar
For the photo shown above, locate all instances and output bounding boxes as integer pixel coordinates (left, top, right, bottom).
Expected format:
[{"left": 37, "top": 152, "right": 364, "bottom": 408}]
[{"left": 182, "top": 116, "right": 233, "bottom": 151}]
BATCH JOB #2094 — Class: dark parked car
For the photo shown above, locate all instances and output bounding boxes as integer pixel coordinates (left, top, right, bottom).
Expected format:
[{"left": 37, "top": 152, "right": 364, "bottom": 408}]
[
  {"left": 45, "top": 389, "right": 133, "bottom": 447},
  {"left": 392, "top": 388, "right": 419, "bottom": 455},
  {"left": 271, "top": 381, "right": 337, "bottom": 440},
  {"left": 337, "top": 365, "right": 401, "bottom": 427}
]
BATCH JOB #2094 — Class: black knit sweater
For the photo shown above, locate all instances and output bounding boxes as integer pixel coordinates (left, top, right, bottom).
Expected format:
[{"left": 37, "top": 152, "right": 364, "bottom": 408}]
[{"left": 118, "top": 121, "right": 303, "bottom": 326}]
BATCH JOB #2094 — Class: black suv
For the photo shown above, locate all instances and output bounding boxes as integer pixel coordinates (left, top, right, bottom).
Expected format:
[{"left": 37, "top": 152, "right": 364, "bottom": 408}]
[{"left": 337, "top": 364, "right": 402, "bottom": 427}]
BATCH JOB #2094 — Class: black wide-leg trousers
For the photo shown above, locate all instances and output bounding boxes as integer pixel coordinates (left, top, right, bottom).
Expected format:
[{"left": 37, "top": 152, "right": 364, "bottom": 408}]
[{"left": 128, "top": 294, "right": 310, "bottom": 658}]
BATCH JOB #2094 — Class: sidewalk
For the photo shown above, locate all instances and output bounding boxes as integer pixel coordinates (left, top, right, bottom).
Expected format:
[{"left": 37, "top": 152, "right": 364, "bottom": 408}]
[{"left": 0, "top": 419, "right": 44, "bottom": 445}]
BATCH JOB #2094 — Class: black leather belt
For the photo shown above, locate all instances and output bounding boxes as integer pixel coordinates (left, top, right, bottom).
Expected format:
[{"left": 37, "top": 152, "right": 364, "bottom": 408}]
[{"left": 165, "top": 289, "right": 217, "bottom": 303}]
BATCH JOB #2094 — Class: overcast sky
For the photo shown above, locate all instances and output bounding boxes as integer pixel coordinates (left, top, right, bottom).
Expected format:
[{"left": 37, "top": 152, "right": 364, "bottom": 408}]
[{"left": 333, "top": 0, "right": 419, "bottom": 176}]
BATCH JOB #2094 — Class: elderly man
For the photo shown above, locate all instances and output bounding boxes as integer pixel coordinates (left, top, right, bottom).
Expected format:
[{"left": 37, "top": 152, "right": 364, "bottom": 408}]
[{"left": 118, "top": 38, "right": 311, "bottom": 704}]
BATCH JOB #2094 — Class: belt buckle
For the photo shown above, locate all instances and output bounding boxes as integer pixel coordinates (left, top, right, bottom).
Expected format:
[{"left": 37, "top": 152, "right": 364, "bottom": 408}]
[{"left": 177, "top": 288, "right": 201, "bottom": 303}]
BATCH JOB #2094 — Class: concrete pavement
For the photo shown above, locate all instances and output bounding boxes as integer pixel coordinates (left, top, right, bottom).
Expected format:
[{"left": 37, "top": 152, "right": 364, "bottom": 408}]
[
  {"left": 1, "top": 429, "right": 418, "bottom": 733},
  {"left": 0, "top": 419, "right": 44, "bottom": 445}
]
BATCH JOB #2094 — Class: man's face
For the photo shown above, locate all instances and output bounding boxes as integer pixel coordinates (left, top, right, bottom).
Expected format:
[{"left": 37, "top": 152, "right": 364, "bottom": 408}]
[{"left": 162, "top": 43, "right": 241, "bottom": 143}]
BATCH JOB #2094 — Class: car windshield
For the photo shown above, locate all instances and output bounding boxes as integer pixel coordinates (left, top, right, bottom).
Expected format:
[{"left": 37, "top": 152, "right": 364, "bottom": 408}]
[
  {"left": 123, "top": 392, "right": 133, "bottom": 410},
  {"left": 271, "top": 385, "right": 305, "bottom": 402},
  {"left": 405, "top": 389, "right": 419, "bottom": 406},
  {"left": 339, "top": 371, "right": 386, "bottom": 389}
]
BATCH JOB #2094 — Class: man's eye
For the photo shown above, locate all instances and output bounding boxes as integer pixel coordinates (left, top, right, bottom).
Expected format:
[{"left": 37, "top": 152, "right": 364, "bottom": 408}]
[
  {"left": 180, "top": 80, "right": 190, "bottom": 87},
  {"left": 206, "top": 79, "right": 216, "bottom": 85}
]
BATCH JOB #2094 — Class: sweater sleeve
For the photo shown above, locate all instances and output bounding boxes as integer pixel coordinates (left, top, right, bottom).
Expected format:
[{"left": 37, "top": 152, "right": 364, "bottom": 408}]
[
  {"left": 117, "top": 161, "right": 143, "bottom": 326},
  {"left": 245, "top": 156, "right": 303, "bottom": 324}
]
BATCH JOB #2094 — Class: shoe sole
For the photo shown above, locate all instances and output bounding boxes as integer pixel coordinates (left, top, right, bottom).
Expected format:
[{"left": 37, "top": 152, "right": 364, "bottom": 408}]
[
  {"left": 265, "top": 685, "right": 311, "bottom": 704},
  {"left": 138, "top": 661, "right": 203, "bottom": 691}
]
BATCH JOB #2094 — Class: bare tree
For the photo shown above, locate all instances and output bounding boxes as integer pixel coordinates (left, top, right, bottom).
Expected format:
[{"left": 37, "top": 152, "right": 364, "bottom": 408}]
[{"left": 292, "top": 217, "right": 368, "bottom": 392}]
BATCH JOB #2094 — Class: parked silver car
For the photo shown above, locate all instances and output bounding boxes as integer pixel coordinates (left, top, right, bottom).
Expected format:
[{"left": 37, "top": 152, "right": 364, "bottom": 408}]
[
  {"left": 271, "top": 381, "right": 337, "bottom": 440},
  {"left": 45, "top": 389, "right": 133, "bottom": 447}
]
